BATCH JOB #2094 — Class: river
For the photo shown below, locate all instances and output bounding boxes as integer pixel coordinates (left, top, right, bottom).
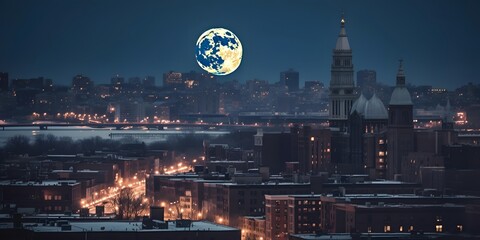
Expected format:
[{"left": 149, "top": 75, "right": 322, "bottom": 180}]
[{"left": 0, "top": 126, "right": 231, "bottom": 146}]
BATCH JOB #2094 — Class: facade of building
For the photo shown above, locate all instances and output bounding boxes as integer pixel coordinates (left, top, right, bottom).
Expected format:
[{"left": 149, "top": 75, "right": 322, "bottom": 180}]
[
  {"left": 265, "top": 194, "right": 323, "bottom": 240},
  {"left": 242, "top": 216, "right": 266, "bottom": 240},
  {"left": 71, "top": 74, "right": 93, "bottom": 102},
  {"left": 329, "top": 16, "right": 355, "bottom": 129},
  {"left": 202, "top": 182, "right": 311, "bottom": 228},
  {"left": 356, "top": 70, "right": 376, "bottom": 98},
  {"left": 280, "top": 69, "right": 300, "bottom": 92},
  {"left": 163, "top": 71, "right": 183, "bottom": 88},
  {"left": 387, "top": 61, "right": 414, "bottom": 180},
  {"left": 265, "top": 195, "right": 289, "bottom": 240},
  {"left": 287, "top": 195, "right": 322, "bottom": 235},
  {"left": 0, "top": 180, "right": 82, "bottom": 213},
  {"left": 320, "top": 193, "right": 480, "bottom": 234}
]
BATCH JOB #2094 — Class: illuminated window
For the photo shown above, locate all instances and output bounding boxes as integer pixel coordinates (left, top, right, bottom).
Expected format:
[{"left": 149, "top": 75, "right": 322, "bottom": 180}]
[
  {"left": 399, "top": 226, "right": 403, "bottom": 232},
  {"left": 435, "top": 224, "right": 443, "bottom": 232},
  {"left": 409, "top": 226, "right": 414, "bottom": 231},
  {"left": 44, "top": 195, "right": 52, "bottom": 200},
  {"left": 457, "top": 224, "right": 463, "bottom": 232},
  {"left": 378, "top": 139, "right": 384, "bottom": 144},
  {"left": 367, "top": 227, "right": 372, "bottom": 233},
  {"left": 378, "top": 151, "right": 385, "bottom": 157},
  {"left": 384, "top": 225, "right": 391, "bottom": 232}
]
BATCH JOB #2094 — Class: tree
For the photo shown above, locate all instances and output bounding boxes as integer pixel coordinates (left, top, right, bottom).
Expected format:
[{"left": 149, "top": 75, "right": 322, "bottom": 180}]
[
  {"left": 5, "top": 135, "right": 30, "bottom": 156},
  {"left": 111, "top": 187, "right": 147, "bottom": 220}
]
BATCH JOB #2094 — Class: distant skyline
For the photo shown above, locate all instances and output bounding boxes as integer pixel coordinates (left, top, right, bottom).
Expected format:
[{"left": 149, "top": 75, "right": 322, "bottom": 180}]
[{"left": 0, "top": 0, "right": 479, "bottom": 90}]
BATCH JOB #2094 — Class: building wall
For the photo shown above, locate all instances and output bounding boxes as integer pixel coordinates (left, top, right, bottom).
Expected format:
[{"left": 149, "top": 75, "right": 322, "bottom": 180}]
[
  {"left": 0, "top": 182, "right": 82, "bottom": 213},
  {"left": 288, "top": 196, "right": 322, "bottom": 235},
  {"left": 342, "top": 204, "right": 465, "bottom": 234},
  {"left": 265, "top": 195, "right": 289, "bottom": 240}
]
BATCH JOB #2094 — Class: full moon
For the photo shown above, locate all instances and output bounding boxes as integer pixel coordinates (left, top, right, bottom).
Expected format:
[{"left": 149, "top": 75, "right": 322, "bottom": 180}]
[{"left": 195, "top": 28, "right": 243, "bottom": 76}]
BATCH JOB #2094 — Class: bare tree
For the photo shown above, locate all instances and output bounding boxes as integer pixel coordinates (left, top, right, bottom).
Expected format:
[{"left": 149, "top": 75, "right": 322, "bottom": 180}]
[
  {"left": 111, "top": 187, "right": 147, "bottom": 220},
  {"left": 5, "top": 135, "right": 30, "bottom": 155}
]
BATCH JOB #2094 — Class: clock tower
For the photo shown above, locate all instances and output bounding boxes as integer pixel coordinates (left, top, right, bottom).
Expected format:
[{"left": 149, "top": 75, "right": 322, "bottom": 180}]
[{"left": 329, "top": 15, "right": 356, "bottom": 130}]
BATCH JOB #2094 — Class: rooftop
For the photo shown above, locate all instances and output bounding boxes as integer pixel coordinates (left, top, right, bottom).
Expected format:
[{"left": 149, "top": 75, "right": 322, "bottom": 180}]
[
  {"left": 14, "top": 220, "right": 237, "bottom": 233},
  {"left": 290, "top": 232, "right": 477, "bottom": 240},
  {"left": 0, "top": 180, "right": 79, "bottom": 187},
  {"left": 321, "top": 193, "right": 480, "bottom": 200}
]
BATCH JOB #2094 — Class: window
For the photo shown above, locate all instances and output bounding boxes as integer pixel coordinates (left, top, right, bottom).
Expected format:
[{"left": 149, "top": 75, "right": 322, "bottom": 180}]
[
  {"left": 399, "top": 226, "right": 403, "bottom": 232},
  {"left": 457, "top": 225, "right": 463, "bottom": 232},
  {"left": 44, "top": 195, "right": 52, "bottom": 200},
  {"left": 435, "top": 224, "right": 443, "bottom": 232},
  {"left": 409, "top": 226, "right": 414, "bottom": 231},
  {"left": 54, "top": 195, "right": 62, "bottom": 200},
  {"left": 384, "top": 225, "right": 391, "bottom": 233},
  {"left": 367, "top": 227, "right": 372, "bottom": 233}
]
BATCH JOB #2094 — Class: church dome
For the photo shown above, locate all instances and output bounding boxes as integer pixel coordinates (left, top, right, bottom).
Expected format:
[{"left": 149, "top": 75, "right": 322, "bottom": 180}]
[
  {"left": 389, "top": 87, "right": 413, "bottom": 105},
  {"left": 364, "top": 94, "right": 388, "bottom": 119},
  {"left": 350, "top": 93, "right": 367, "bottom": 115}
]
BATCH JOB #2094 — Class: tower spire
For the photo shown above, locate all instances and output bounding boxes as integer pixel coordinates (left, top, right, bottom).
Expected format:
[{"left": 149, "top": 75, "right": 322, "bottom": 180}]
[
  {"left": 335, "top": 13, "right": 350, "bottom": 50},
  {"left": 396, "top": 59, "right": 406, "bottom": 86}
]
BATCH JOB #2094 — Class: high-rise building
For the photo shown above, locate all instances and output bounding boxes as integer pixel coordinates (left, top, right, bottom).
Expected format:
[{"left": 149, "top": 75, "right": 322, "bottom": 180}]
[
  {"left": 387, "top": 60, "right": 414, "bottom": 180},
  {"left": 163, "top": 71, "right": 183, "bottom": 88},
  {"left": 11, "top": 77, "right": 49, "bottom": 91},
  {"left": 0, "top": 72, "right": 8, "bottom": 91},
  {"left": 329, "top": 16, "right": 356, "bottom": 173},
  {"left": 72, "top": 74, "right": 93, "bottom": 98},
  {"left": 110, "top": 75, "right": 124, "bottom": 95},
  {"left": 280, "top": 69, "right": 299, "bottom": 92},
  {"left": 128, "top": 77, "right": 141, "bottom": 86},
  {"left": 183, "top": 71, "right": 216, "bottom": 89},
  {"left": 110, "top": 75, "right": 124, "bottom": 85},
  {"left": 329, "top": 16, "right": 356, "bottom": 129},
  {"left": 357, "top": 69, "right": 376, "bottom": 98},
  {"left": 304, "top": 81, "right": 322, "bottom": 93},
  {"left": 143, "top": 76, "right": 155, "bottom": 87}
]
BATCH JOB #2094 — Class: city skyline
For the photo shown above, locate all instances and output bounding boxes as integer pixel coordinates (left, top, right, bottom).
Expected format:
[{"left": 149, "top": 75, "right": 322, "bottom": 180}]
[{"left": 1, "top": 0, "right": 479, "bottom": 89}]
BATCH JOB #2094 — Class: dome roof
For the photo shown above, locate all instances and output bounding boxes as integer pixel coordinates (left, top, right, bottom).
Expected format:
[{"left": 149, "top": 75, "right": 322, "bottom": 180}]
[
  {"left": 364, "top": 94, "right": 388, "bottom": 119},
  {"left": 350, "top": 94, "right": 367, "bottom": 115},
  {"left": 389, "top": 87, "right": 413, "bottom": 105},
  {"left": 335, "top": 27, "right": 350, "bottom": 50}
]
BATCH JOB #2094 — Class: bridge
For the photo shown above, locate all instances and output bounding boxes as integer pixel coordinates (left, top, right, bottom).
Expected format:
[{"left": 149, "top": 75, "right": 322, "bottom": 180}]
[{"left": 0, "top": 122, "right": 288, "bottom": 131}]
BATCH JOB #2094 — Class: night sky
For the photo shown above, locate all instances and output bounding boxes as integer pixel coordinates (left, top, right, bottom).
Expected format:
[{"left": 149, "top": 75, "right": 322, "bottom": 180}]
[{"left": 0, "top": 0, "right": 479, "bottom": 89}]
